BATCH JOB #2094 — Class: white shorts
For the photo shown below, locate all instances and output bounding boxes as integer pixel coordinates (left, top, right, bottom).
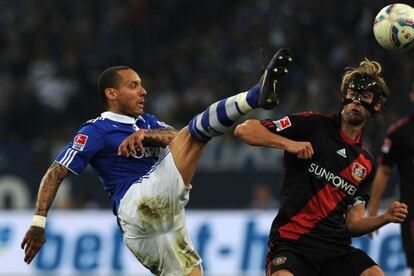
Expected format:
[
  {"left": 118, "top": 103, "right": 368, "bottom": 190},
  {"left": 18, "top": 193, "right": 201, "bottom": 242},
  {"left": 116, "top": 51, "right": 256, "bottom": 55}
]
[{"left": 118, "top": 148, "right": 202, "bottom": 275}]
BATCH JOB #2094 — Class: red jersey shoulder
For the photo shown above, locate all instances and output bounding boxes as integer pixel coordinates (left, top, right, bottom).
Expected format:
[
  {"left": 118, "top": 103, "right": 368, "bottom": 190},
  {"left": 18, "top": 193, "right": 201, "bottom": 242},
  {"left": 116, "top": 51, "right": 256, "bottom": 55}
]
[
  {"left": 387, "top": 117, "right": 410, "bottom": 135},
  {"left": 293, "top": 112, "right": 334, "bottom": 125},
  {"left": 294, "top": 111, "right": 333, "bottom": 118}
]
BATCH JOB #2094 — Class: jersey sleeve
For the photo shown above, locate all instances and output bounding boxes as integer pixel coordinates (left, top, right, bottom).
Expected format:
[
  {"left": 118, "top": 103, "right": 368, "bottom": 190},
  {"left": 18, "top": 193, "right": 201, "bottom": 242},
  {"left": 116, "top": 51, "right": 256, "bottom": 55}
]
[
  {"left": 260, "top": 114, "right": 309, "bottom": 140},
  {"left": 379, "top": 132, "right": 399, "bottom": 168},
  {"left": 55, "top": 124, "right": 104, "bottom": 175}
]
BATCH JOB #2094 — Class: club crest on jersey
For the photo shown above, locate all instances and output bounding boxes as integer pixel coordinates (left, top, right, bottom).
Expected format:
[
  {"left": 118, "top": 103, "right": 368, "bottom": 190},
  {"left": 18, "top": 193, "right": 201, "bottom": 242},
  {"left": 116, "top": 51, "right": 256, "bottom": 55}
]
[
  {"left": 272, "top": 256, "right": 287, "bottom": 266},
  {"left": 273, "top": 116, "right": 292, "bottom": 132},
  {"left": 381, "top": 138, "right": 392, "bottom": 154},
  {"left": 351, "top": 162, "right": 367, "bottom": 182},
  {"left": 73, "top": 134, "right": 88, "bottom": 151}
]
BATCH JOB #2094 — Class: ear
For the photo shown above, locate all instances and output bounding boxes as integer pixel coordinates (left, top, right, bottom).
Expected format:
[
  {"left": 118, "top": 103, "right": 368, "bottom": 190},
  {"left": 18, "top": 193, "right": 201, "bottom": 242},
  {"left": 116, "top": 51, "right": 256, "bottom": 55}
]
[
  {"left": 373, "top": 102, "right": 383, "bottom": 112},
  {"left": 104, "top": 88, "right": 117, "bottom": 101}
]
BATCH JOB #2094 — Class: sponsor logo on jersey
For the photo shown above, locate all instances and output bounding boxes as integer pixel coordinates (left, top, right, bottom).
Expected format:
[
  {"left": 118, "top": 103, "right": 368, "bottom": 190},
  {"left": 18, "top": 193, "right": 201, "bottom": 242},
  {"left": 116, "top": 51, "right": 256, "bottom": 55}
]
[
  {"left": 336, "top": 148, "right": 347, "bottom": 158},
  {"left": 73, "top": 134, "right": 88, "bottom": 151},
  {"left": 272, "top": 256, "right": 287, "bottom": 266},
  {"left": 381, "top": 138, "right": 392, "bottom": 154},
  {"left": 273, "top": 116, "right": 292, "bottom": 132},
  {"left": 351, "top": 162, "right": 367, "bottom": 182},
  {"left": 309, "top": 163, "right": 356, "bottom": 196},
  {"left": 131, "top": 147, "right": 164, "bottom": 159}
]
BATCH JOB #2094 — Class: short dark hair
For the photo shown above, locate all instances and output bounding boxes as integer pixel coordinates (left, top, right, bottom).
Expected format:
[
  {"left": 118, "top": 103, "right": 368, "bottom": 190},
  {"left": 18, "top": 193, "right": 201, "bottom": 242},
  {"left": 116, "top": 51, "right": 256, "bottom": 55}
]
[{"left": 97, "top": 66, "right": 131, "bottom": 104}]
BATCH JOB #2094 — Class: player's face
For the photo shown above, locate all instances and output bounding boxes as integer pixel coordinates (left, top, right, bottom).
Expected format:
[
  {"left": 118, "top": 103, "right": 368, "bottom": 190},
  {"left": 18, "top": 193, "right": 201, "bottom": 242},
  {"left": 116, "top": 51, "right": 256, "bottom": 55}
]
[
  {"left": 341, "top": 89, "right": 372, "bottom": 126},
  {"left": 115, "top": 69, "right": 147, "bottom": 117}
]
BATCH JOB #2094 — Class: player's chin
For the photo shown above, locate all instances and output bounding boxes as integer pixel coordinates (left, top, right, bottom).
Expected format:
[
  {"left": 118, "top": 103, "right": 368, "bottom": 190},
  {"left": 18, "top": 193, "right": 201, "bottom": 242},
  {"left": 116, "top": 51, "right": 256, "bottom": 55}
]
[
  {"left": 346, "top": 116, "right": 364, "bottom": 126},
  {"left": 134, "top": 107, "right": 144, "bottom": 116}
]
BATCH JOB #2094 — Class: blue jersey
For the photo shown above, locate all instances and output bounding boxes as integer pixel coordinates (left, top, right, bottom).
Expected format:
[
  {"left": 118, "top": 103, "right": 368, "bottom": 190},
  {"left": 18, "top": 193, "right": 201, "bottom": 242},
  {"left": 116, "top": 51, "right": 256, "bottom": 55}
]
[{"left": 55, "top": 111, "right": 169, "bottom": 214}]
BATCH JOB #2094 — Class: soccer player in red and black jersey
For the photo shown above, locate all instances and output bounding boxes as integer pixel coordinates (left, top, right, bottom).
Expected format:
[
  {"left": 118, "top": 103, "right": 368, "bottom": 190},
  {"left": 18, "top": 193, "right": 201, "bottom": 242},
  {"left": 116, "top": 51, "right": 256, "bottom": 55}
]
[
  {"left": 368, "top": 86, "right": 414, "bottom": 276},
  {"left": 235, "top": 58, "right": 408, "bottom": 276}
]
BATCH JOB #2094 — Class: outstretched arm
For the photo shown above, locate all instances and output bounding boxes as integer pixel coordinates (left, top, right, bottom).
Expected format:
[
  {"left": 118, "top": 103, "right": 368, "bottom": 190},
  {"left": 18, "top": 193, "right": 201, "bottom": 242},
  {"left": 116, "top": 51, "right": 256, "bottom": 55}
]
[
  {"left": 346, "top": 201, "right": 408, "bottom": 237},
  {"left": 234, "top": 119, "right": 314, "bottom": 159},
  {"left": 368, "top": 164, "right": 392, "bottom": 217},
  {"left": 118, "top": 127, "right": 179, "bottom": 157},
  {"left": 21, "top": 162, "right": 71, "bottom": 264}
]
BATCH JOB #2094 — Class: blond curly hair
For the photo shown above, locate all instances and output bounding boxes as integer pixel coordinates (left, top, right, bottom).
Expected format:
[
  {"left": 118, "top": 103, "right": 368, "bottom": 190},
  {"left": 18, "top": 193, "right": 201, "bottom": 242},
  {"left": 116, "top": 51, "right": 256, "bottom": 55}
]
[{"left": 340, "top": 58, "right": 389, "bottom": 102}]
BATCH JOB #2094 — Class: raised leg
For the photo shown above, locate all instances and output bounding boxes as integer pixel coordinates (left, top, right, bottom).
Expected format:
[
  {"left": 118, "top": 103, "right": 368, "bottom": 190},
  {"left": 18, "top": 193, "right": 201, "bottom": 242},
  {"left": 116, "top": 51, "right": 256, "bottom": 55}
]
[
  {"left": 169, "top": 127, "right": 205, "bottom": 186},
  {"left": 170, "top": 48, "right": 293, "bottom": 185}
]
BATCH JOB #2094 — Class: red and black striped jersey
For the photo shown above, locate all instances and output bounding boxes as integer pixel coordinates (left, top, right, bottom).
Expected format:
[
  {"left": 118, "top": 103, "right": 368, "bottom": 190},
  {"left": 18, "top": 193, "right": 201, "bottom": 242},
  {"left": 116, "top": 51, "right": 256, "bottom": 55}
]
[
  {"left": 261, "top": 112, "right": 376, "bottom": 246},
  {"left": 379, "top": 112, "right": 414, "bottom": 215}
]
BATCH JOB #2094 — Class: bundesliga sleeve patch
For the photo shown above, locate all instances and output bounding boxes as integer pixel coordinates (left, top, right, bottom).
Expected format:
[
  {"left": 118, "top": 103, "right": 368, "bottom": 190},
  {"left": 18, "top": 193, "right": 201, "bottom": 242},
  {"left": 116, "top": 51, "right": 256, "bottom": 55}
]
[
  {"left": 381, "top": 138, "right": 392, "bottom": 153},
  {"left": 73, "top": 134, "right": 88, "bottom": 151},
  {"left": 273, "top": 116, "right": 292, "bottom": 132}
]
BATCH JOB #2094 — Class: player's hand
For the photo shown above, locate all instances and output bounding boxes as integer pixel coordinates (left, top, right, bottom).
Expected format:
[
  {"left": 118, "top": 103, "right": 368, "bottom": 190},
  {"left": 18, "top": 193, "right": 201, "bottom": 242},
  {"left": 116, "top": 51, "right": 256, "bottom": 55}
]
[
  {"left": 284, "top": 140, "right": 314, "bottom": 159},
  {"left": 384, "top": 201, "right": 408, "bottom": 223},
  {"left": 21, "top": 226, "right": 46, "bottom": 264},
  {"left": 118, "top": 129, "right": 148, "bottom": 157}
]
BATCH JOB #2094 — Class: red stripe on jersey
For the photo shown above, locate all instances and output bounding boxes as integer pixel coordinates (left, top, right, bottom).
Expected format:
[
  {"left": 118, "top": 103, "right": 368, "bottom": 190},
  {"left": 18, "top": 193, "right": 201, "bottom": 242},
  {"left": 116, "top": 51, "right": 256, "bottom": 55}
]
[
  {"left": 278, "top": 154, "right": 372, "bottom": 240},
  {"left": 387, "top": 117, "right": 410, "bottom": 135},
  {"left": 294, "top": 111, "right": 333, "bottom": 118},
  {"left": 261, "top": 119, "right": 277, "bottom": 131}
]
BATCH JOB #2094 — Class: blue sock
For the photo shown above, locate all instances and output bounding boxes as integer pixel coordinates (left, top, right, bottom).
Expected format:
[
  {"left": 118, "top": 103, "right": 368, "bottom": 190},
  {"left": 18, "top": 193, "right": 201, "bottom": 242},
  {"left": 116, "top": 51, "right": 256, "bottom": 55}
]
[{"left": 188, "top": 84, "right": 260, "bottom": 142}]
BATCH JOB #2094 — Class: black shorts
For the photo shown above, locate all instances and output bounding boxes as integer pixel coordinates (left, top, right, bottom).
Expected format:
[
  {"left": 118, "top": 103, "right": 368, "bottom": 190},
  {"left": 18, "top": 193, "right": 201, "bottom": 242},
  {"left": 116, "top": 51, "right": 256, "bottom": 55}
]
[
  {"left": 266, "top": 239, "right": 377, "bottom": 276},
  {"left": 401, "top": 217, "right": 414, "bottom": 267}
]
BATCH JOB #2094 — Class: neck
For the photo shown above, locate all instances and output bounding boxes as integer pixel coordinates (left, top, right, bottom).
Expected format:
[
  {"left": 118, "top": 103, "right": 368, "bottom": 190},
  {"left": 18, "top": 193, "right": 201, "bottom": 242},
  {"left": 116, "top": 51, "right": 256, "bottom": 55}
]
[{"left": 340, "top": 119, "right": 364, "bottom": 141}]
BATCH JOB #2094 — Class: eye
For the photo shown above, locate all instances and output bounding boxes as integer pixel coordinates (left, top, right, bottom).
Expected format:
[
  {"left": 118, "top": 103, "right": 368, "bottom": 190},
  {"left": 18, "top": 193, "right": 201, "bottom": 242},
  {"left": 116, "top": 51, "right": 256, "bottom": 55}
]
[
  {"left": 348, "top": 90, "right": 356, "bottom": 97},
  {"left": 363, "top": 92, "right": 373, "bottom": 100}
]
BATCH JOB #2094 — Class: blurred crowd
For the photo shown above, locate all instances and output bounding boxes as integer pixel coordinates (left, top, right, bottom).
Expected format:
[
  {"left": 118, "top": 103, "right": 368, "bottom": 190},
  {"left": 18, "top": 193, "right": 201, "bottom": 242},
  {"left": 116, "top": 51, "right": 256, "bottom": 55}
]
[{"left": 1, "top": 0, "right": 413, "bottom": 208}]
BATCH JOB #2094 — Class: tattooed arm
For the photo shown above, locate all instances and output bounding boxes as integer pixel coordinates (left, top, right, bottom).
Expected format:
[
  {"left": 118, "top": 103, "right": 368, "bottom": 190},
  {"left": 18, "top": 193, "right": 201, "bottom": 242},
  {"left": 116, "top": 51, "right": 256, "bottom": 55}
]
[
  {"left": 21, "top": 162, "right": 71, "bottom": 264},
  {"left": 118, "top": 127, "right": 179, "bottom": 157},
  {"left": 144, "top": 127, "right": 179, "bottom": 146}
]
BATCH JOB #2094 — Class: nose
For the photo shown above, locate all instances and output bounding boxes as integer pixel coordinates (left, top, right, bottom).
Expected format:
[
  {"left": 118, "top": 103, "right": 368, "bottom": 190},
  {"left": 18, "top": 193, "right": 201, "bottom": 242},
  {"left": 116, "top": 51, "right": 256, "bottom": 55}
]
[
  {"left": 351, "top": 94, "right": 363, "bottom": 103},
  {"left": 140, "top": 86, "right": 147, "bottom": 96}
]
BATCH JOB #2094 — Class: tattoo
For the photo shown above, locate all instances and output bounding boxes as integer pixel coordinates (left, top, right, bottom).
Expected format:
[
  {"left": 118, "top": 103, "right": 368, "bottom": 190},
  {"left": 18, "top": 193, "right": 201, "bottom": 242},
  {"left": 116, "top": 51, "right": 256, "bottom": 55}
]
[
  {"left": 144, "top": 127, "right": 178, "bottom": 147},
  {"left": 34, "top": 162, "right": 70, "bottom": 216}
]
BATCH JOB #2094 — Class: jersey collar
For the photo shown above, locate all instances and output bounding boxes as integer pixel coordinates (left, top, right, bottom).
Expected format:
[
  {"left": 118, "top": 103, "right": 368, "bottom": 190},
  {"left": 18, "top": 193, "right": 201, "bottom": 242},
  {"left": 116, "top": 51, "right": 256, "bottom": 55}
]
[
  {"left": 101, "top": 111, "right": 138, "bottom": 124},
  {"left": 334, "top": 112, "right": 362, "bottom": 145},
  {"left": 338, "top": 129, "right": 361, "bottom": 145}
]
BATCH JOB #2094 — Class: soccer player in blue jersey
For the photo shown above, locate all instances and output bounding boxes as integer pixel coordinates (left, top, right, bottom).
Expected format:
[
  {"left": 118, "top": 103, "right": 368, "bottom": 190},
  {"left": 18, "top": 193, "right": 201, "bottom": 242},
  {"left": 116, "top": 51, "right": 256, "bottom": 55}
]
[{"left": 21, "top": 49, "right": 293, "bottom": 275}]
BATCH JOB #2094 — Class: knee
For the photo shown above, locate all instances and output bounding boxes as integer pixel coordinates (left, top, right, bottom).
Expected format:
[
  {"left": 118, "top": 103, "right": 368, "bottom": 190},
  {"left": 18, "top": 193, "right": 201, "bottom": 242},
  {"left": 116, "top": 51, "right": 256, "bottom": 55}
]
[{"left": 361, "top": 265, "right": 384, "bottom": 276}]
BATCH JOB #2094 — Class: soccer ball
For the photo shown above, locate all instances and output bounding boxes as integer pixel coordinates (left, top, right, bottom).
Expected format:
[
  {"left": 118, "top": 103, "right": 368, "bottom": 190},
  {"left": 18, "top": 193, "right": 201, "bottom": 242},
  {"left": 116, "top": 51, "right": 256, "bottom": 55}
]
[{"left": 373, "top": 3, "right": 414, "bottom": 52}]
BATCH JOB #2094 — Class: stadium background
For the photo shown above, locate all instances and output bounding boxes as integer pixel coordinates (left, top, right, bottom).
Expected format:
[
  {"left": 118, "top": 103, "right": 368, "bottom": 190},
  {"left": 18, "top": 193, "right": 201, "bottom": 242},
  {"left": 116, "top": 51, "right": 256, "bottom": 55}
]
[{"left": 0, "top": 0, "right": 413, "bottom": 275}]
